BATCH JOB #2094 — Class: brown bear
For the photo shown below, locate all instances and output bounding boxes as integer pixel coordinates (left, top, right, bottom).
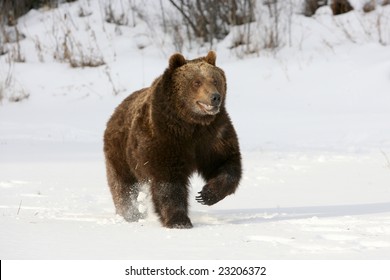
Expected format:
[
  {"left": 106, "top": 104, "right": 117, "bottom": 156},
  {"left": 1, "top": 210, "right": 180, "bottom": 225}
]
[{"left": 103, "top": 51, "right": 242, "bottom": 229}]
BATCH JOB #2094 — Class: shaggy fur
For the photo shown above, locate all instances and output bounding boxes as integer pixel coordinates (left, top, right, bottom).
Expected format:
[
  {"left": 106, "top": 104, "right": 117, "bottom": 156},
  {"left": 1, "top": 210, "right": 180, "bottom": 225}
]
[{"left": 103, "top": 51, "right": 242, "bottom": 228}]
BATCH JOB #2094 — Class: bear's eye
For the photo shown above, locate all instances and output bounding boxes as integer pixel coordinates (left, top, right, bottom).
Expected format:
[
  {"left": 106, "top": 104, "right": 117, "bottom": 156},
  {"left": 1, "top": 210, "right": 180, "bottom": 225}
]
[
  {"left": 194, "top": 80, "right": 202, "bottom": 87},
  {"left": 212, "top": 79, "right": 218, "bottom": 86}
]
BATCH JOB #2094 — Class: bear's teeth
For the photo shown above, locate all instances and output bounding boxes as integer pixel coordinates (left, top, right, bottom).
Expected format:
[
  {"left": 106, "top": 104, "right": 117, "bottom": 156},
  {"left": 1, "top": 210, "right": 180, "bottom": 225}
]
[
  {"left": 198, "top": 102, "right": 213, "bottom": 110},
  {"left": 197, "top": 101, "right": 219, "bottom": 115}
]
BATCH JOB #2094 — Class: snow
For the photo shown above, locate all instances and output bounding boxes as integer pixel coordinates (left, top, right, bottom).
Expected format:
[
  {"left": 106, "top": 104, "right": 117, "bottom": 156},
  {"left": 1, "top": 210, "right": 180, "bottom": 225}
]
[{"left": 1, "top": 0, "right": 390, "bottom": 260}]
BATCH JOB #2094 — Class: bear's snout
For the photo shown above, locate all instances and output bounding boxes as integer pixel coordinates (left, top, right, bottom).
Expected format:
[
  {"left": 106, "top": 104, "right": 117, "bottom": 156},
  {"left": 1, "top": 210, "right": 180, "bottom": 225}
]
[
  {"left": 210, "top": 93, "right": 221, "bottom": 107},
  {"left": 196, "top": 92, "right": 222, "bottom": 115}
]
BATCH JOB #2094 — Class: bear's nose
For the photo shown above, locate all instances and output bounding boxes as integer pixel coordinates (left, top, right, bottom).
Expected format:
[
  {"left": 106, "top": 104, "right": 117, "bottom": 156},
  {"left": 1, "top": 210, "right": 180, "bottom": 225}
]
[{"left": 210, "top": 93, "right": 221, "bottom": 106}]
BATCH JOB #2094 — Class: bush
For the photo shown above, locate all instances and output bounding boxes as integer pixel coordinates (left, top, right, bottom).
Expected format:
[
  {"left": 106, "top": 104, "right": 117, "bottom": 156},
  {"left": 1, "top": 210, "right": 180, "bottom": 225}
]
[
  {"left": 0, "top": 60, "right": 29, "bottom": 103},
  {"left": 168, "top": 0, "right": 255, "bottom": 45}
]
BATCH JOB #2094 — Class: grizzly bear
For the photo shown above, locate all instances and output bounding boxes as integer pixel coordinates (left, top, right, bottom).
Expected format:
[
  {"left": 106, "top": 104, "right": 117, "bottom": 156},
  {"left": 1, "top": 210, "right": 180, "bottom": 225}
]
[{"left": 103, "top": 51, "right": 242, "bottom": 228}]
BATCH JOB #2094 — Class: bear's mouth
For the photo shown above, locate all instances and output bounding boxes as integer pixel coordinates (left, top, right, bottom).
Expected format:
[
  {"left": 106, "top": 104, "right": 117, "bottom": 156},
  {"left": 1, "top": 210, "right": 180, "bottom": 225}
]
[{"left": 197, "top": 101, "right": 220, "bottom": 115}]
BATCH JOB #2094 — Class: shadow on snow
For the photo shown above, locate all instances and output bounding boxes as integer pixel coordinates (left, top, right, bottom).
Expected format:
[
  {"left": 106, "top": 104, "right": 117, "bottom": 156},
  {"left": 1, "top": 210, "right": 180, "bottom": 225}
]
[{"left": 193, "top": 202, "right": 390, "bottom": 226}]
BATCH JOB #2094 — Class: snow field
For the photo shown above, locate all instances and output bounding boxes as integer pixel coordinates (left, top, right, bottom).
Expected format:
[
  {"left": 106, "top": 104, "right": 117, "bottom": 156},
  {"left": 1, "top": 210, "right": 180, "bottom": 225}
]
[{"left": 1, "top": 0, "right": 390, "bottom": 260}]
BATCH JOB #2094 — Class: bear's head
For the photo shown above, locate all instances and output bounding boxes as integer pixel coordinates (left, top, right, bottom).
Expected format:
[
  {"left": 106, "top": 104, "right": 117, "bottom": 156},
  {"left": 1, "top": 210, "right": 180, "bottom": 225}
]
[{"left": 165, "top": 51, "right": 227, "bottom": 125}]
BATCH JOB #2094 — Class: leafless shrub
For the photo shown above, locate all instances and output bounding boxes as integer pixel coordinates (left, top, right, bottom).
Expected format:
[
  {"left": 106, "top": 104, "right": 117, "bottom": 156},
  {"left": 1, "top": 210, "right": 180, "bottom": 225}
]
[
  {"left": 0, "top": 59, "right": 29, "bottom": 103},
  {"left": 168, "top": 0, "right": 255, "bottom": 47},
  {"left": 1, "top": 24, "right": 26, "bottom": 44},
  {"left": 104, "top": 1, "right": 128, "bottom": 26},
  {"left": 0, "top": 45, "right": 7, "bottom": 56},
  {"left": 230, "top": 30, "right": 247, "bottom": 49},
  {"left": 229, "top": 0, "right": 291, "bottom": 57},
  {"left": 33, "top": 36, "right": 45, "bottom": 62},
  {"left": 329, "top": 0, "right": 389, "bottom": 46},
  {"left": 69, "top": 29, "right": 105, "bottom": 68},
  {"left": 0, "top": 0, "right": 37, "bottom": 26},
  {"left": 172, "top": 25, "right": 184, "bottom": 52},
  {"left": 11, "top": 26, "right": 25, "bottom": 63},
  {"left": 78, "top": 5, "right": 93, "bottom": 17},
  {"left": 52, "top": 11, "right": 105, "bottom": 68},
  {"left": 376, "top": 8, "right": 390, "bottom": 46},
  {"left": 381, "top": 150, "right": 390, "bottom": 170},
  {"left": 0, "top": 31, "right": 9, "bottom": 57},
  {"left": 0, "top": 2, "right": 27, "bottom": 64},
  {"left": 333, "top": 16, "right": 357, "bottom": 43},
  {"left": 0, "top": 66, "right": 12, "bottom": 103},
  {"left": 8, "top": 89, "right": 30, "bottom": 102},
  {"left": 1, "top": 25, "right": 26, "bottom": 63},
  {"left": 103, "top": 65, "right": 121, "bottom": 96},
  {"left": 263, "top": 0, "right": 281, "bottom": 49}
]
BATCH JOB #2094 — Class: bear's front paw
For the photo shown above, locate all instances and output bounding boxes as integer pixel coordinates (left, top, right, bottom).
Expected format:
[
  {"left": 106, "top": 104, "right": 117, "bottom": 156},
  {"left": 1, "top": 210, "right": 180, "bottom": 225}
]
[{"left": 196, "top": 187, "right": 220, "bottom": 206}]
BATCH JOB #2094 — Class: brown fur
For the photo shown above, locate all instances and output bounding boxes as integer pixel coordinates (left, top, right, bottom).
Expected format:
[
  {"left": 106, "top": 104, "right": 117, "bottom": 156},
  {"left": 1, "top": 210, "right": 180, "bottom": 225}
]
[{"left": 103, "top": 51, "right": 242, "bottom": 228}]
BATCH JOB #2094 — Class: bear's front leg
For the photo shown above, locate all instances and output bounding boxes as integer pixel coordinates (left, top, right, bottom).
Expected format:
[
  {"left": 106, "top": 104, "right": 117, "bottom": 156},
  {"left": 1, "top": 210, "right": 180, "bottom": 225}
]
[
  {"left": 150, "top": 181, "right": 193, "bottom": 229},
  {"left": 196, "top": 153, "right": 242, "bottom": 206}
]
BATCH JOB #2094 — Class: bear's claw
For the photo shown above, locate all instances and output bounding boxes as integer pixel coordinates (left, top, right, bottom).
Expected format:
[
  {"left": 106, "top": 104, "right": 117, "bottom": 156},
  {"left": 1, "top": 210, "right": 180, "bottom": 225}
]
[{"left": 196, "top": 189, "right": 218, "bottom": 206}]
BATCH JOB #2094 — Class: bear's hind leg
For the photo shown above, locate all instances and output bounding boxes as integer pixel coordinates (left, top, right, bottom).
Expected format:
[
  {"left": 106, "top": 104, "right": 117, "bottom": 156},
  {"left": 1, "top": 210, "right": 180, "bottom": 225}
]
[{"left": 105, "top": 161, "right": 145, "bottom": 222}]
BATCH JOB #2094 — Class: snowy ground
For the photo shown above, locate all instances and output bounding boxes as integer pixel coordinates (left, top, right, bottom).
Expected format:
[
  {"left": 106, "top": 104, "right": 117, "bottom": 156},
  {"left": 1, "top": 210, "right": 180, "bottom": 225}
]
[
  {"left": 1, "top": 1, "right": 390, "bottom": 259},
  {"left": 2, "top": 150, "right": 390, "bottom": 259}
]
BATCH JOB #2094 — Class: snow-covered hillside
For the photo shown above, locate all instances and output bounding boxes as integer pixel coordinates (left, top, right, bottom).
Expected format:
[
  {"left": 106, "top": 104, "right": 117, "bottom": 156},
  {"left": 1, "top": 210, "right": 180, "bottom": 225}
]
[{"left": 1, "top": 0, "right": 390, "bottom": 260}]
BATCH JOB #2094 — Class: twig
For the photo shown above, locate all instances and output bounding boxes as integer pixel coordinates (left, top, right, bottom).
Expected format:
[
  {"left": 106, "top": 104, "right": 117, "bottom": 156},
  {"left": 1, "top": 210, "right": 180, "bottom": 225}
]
[
  {"left": 104, "top": 66, "right": 120, "bottom": 96},
  {"left": 17, "top": 200, "right": 22, "bottom": 215},
  {"left": 380, "top": 150, "right": 390, "bottom": 170}
]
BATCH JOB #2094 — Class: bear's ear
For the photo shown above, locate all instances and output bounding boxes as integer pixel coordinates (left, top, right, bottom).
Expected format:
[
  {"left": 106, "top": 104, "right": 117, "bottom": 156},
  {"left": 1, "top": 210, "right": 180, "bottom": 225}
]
[
  {"left": 169, "top": 53, "right": 186, "bottom": 70},
  {"left": 204, "top": 51, "right": 216, "bottom": 66}
]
